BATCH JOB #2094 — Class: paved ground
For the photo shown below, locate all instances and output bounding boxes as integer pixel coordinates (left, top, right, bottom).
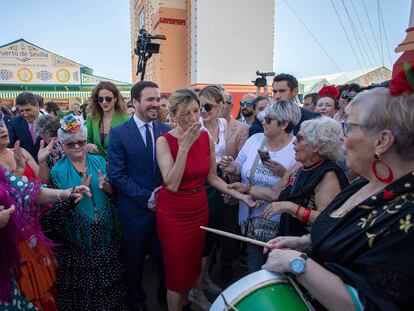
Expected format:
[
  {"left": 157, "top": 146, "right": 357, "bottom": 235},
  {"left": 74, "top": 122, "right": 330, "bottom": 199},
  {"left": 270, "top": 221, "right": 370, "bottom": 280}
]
[{"left": 142, "top": 251, "right": 247, "bottom": 311}]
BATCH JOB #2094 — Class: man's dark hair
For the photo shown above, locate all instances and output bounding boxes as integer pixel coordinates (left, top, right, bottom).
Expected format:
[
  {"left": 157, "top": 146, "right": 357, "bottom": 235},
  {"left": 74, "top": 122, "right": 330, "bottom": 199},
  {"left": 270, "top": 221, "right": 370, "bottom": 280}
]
[
  {"left": 16, "top": 92, "right": 38, "bottom": 106},
  {"left": 303, "top": 93, "right": 318, "bottom": 106},
  {"left": 341, "top": 83, "right": 361, "bottom": 94},
  {"left": 35, "top": 94, "right": 44, "bottom": 109},
  {"left": 45, "top": 102, "right": 60, "bottom": 115},
  {"left": 273, "top": 73, "right": 298, "bottom": 91},
  {"left": 131, "top": 81, "right": 159, "bottom": 101},
  {"left": 252, "top": 96, "right": 270, "bottom": 110}
]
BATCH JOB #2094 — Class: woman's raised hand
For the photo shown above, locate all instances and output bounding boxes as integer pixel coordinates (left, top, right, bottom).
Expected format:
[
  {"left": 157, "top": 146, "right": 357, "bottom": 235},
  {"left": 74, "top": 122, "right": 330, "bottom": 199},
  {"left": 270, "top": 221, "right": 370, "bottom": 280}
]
[
  {"left": 69, "top": 185, "right": 92, "bottom": 204},
  {"left": 178, "top": 123, "right": 201, "bottom": 152},
  {"left": 13, "top": 140, "right": 25, "bottom": 170},
  {"left": 37, "top": 138, "right": 57, "bottom": 163}
]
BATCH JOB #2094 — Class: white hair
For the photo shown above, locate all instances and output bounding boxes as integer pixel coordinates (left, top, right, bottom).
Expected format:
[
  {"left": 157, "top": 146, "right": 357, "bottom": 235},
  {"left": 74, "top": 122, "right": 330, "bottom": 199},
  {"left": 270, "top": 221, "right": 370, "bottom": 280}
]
[
  {"left": 266, "top": 100, "right": 301, "bottom": 129},
  {"left": 57, "top": 126, "right": 87, "bottom": 144},
  {"left": 300, "top": 116, "right": 344, "bottom": 162}
]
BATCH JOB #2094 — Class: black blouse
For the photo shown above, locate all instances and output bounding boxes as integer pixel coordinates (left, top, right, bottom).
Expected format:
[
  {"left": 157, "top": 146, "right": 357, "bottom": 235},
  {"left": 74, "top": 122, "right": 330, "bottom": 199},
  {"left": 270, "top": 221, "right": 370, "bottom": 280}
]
[
  {"left": 278, "top": 160, "right": 349, "bottom": 236},
  {"left": 310, "top": 172, "right": 414, "bottom": 310}
]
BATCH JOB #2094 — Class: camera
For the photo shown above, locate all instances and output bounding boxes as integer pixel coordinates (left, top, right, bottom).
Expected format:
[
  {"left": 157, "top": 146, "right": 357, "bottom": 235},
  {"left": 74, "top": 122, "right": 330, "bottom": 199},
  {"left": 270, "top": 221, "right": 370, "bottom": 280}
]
[
  {"left": 134, "top": 29, "right": 166, "bottom": 80},
  {"left": 253, "top": 71, "right": 275, "bottom": 87}
]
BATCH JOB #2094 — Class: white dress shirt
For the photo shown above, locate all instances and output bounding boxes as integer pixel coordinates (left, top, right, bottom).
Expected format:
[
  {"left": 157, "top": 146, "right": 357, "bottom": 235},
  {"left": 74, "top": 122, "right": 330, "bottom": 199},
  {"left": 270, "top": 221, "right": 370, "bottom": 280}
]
[{"left": 133, "top": 114, "right": 155, "bottom": 159}]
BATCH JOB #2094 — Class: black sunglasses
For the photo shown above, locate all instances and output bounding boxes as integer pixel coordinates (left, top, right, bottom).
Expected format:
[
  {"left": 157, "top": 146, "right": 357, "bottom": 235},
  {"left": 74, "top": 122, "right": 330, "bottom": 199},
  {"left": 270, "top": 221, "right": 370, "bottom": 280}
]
[
  {"left": 201, "top": 103, "right": 215, "bottom": 112},
  {"left": 64, "top": 140, "right": 87, "bottom": 149},
  {"left": 264, "top": 116, "right": 277, "bottom": 124},
  {"left": 240, "top": 101, "right": 253, "bottom": 107},
  {"left": 97, "top": 96, "right": 114, "bottom": 103}
]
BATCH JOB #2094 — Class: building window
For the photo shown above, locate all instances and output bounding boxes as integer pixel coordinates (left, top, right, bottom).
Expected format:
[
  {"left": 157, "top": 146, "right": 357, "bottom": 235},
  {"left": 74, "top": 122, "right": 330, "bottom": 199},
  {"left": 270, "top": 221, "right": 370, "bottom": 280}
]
[{"left": 139, "top": 9, "right": 145, "bottom": 30}]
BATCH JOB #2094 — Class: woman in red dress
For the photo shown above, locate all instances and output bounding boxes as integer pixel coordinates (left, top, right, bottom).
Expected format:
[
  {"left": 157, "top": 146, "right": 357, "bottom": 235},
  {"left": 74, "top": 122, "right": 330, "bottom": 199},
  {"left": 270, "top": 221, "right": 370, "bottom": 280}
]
[{"left": 156, "top": 88, "right": 254, "bottom": 311}]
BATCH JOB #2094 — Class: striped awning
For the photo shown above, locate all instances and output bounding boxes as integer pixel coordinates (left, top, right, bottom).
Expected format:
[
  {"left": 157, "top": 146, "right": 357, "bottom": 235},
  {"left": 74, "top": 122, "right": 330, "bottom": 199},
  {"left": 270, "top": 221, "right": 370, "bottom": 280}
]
[{"left": 0, "top": 90, "right": 130, "bottom": 99}]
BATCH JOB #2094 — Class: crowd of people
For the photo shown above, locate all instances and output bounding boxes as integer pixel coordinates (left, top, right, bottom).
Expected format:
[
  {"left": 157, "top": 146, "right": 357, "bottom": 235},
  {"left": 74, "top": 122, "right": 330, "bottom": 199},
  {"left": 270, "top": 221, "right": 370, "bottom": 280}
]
[{"left": 0, "top": 66, "right": 413, "bottom": 311}]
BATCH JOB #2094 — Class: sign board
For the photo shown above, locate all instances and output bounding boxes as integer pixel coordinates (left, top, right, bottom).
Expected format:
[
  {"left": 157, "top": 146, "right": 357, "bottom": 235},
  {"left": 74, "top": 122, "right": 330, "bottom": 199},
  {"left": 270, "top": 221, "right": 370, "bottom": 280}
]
[{"left": 0, "top": 39, "right": 81, "bottom": 85}]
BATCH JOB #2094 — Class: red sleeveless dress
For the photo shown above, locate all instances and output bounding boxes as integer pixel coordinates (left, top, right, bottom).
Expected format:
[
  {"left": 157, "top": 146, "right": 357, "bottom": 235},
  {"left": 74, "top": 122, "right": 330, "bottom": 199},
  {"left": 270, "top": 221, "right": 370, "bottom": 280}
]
[{"left": 156, "top": 131, "right": 210, "bottom": 292}]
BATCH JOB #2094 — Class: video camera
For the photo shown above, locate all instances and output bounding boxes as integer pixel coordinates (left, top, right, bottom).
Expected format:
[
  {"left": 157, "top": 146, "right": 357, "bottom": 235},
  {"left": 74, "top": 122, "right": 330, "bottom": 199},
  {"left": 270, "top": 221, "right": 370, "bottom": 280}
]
[
  {"left": 253, "top": 70, "right": 275, "bottom": 87},
  {"left": 134, "top": 29, "right": 166, "bottom": 80}
]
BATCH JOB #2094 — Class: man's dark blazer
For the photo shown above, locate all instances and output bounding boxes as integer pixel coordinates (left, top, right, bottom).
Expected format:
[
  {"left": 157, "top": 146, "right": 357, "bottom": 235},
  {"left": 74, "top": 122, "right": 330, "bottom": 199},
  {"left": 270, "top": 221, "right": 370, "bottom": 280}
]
[
  {"left": 249, "top": 117, "right": 264, "bottom": 137},
  {"left": 1, "top": 114, "right": 11, "bottom": 130},
  {"left": 8, "top": 116, "right": 41, "bottom": 162},
  {"left": 108, "top": 118, "right": 170, "bottom": 226},
  {"left": 293, "top": 108, "right": 321, "bottom": 135}
]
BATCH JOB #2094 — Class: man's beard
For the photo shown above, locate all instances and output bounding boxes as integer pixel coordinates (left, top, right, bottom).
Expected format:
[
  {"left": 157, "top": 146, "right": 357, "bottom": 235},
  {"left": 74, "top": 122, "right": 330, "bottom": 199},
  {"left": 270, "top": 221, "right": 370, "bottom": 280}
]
[{"left": 241, "top": 109, "right": 253, "bottom": 117}]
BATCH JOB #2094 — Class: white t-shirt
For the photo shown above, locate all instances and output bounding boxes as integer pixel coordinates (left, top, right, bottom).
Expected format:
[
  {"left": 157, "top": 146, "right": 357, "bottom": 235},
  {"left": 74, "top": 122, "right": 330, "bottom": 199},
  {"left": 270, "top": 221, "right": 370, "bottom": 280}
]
[
  {"left": 201, "top": 118, "right": 227, "bottom": 164},
  {"left": 235, "top": 133, "right": 296, "bottom": 224}
]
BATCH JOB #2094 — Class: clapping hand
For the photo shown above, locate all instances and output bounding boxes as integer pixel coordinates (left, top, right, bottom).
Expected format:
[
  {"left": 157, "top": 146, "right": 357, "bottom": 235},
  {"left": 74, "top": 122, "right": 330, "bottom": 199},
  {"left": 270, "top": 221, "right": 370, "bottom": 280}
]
[
  {"left": 13, "top": 140, "right": 25, "bottom": 171},
  {"left": 0, "top": 205, "right": 15, "bottom": 228},
  {"left": 98, "top": 169, "right": 108, "bottom": 189},
  {"left": 38, "top": 138, "right": 57, "bottom": 163},
  {"left": 70, "top": 185, "right": 92, "bottom": 204},
  {"left": 263, "top": 159, "right": 286, "bottom": 177},
  {"left": 178, "top": 123, "right": 201, "bottom": 152},
  {"left": 81, "top": 172, "right": 91, "bottom": 187}
]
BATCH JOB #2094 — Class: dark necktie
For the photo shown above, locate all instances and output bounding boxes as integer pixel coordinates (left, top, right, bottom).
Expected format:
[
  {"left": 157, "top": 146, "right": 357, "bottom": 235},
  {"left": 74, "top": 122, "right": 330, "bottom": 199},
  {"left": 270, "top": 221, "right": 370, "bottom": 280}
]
[{"left": 144, "top": 124, "right": 153, "bottom": 165}]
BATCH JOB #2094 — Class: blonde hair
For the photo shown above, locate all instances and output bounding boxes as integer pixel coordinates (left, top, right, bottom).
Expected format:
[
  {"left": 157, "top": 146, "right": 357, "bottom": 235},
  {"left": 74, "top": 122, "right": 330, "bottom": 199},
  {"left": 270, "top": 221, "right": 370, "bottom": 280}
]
[
  {"left": 168, "top": 88, "right": 199, "bottom": 114},
  {"left": 346, "top": 87, "right": 414, "bottom": 161},
  {"left": 199, "top": 85, "right": 224, "bottom": 105}
]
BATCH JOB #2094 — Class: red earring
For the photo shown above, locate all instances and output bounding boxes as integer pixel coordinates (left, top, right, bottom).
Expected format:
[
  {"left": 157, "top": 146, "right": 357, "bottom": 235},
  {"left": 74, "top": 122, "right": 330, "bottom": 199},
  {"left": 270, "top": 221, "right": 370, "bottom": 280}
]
[{"left": 372, "top": 153, "right": 393, "bottom": 183}]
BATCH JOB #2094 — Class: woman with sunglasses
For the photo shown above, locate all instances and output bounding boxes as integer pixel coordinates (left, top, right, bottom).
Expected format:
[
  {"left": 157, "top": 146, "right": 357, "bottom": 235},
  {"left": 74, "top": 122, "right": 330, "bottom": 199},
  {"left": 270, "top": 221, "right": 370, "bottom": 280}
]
[
  {"left": 85, "top": 81, "right": 130, "bottom": 158},
  {"left": 48, "top": 115, "right": 127, "bottom": 310},
  {"left": 261, "top": 68, "right": 414, "bottom": 311},
  {"left": 221, "top": 100, "right": 301, "bottom": 273}
]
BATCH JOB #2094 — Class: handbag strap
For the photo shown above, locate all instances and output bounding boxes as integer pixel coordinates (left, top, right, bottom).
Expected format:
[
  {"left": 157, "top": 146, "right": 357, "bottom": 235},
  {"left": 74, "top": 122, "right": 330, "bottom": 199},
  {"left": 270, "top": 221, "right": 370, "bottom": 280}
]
[{"left": 247, "top": 136, "right": 267, "bottom": 216}]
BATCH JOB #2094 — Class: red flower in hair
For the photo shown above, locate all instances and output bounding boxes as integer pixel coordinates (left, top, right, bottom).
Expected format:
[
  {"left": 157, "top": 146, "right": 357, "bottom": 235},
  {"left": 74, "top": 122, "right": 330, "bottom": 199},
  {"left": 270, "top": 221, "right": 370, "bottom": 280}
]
[
  {"left": 389, "top": 62, "right": 414, "bottom": 96},
  {"left": 318, "top": 85, "right": 340, "bottom": 99}
]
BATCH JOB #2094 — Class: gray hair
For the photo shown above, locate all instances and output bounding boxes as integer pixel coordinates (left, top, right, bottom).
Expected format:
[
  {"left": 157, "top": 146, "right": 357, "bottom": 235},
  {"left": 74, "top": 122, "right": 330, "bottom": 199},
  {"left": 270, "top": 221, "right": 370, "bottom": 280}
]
[
  {"left": 35, "top": 114, "right": 55, "bottom": 137},
  {"left": 265, "top": 100, "right": 301, "bottom": 132},
  {"left": 300, "top": 116, "right": 344, "bottom": 162},
  {"left": 346, "top": 87, "right": 414, "bottom": 161},
  {"left": 58, "top": 126, "right": 87, "bottom": 144}
]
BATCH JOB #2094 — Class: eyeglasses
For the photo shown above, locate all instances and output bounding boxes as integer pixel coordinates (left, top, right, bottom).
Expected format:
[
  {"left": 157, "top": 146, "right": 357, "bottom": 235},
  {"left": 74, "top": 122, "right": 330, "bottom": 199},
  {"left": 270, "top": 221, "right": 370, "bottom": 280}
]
[
  {"left": 240, "top": 101, "right": 253, "bottom": 107},
  {"left": 201, "top": 103, "right": 216, "bottom": 112},
  {"left": 341, "top": 121, "right": 367, "bottom": 137},
  {"left": 64, "top": 140, "right": 87, "bottom": 149},
  {"left": 263, "top": 116, "right": 278, "bottom": 124},
  {"left": 97, "top": 96, "right": 114, "bottom": 103}
]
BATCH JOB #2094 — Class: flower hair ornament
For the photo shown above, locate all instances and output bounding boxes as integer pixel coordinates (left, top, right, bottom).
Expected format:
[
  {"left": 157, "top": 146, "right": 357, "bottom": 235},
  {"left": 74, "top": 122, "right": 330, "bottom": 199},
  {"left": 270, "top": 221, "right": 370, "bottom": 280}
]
[
  {"left": 389, "top": 62, "right": 414, "bottom": 96},
  {"left": 318, "top": 85, "right": 340, "bottom": 99},
  {"left": 60, "top": 113, "right": 81, "bottom": 133}
]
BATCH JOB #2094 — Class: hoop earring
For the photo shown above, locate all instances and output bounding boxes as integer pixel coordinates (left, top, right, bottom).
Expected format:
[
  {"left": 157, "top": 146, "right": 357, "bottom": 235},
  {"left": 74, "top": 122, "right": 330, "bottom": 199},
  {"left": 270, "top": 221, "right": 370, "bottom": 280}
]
[{"left": 372, "top": 153, "right": 393, "bottom": 183}]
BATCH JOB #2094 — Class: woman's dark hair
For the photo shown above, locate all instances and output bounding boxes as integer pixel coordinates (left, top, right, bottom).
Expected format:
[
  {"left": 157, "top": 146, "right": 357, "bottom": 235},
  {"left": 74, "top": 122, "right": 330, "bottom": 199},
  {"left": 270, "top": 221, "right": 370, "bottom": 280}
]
[
  {"left": 89, "top": 81, "right": 127, "bottom": 120},
  {"left": 45, "top": 102, "right": 60, "bottom": 115}
]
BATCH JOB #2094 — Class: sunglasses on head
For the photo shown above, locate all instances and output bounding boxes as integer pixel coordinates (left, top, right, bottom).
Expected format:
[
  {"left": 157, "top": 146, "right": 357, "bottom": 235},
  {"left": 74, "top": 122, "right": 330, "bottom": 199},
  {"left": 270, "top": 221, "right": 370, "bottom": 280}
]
[
  {"left": 64, "top": 140, "right": 87, "bottom": 149},
  {"left": 201, "top": 103, "right": 215, "bottom": 112},
  {"left": 97, "top": 96, "right": 114, "bottom": 103},
  {"left": 240, "top": 101, "right": 253, "bottom": 107}
]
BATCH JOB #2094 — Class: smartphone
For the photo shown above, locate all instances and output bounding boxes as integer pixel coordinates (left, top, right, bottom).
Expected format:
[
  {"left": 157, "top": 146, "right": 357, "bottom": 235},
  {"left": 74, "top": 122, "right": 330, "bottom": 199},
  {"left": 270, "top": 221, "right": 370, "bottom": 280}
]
[{"left": 258, "top": 149, "right": 270, "bottom": 162}]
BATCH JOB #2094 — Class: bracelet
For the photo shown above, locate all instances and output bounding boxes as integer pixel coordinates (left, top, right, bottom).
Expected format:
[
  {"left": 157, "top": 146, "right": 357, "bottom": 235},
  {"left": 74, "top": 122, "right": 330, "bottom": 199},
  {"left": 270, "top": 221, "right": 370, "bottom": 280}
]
[
  {"left": 69, "top": 187, "right": 75, "bottom": 200},
  {"left": 57, "top": 190, "right": 62, "bottom": 201},
  {"left": 295, "top": 205, "right": 302, "bottom": 218},
  {"left": 301, "top": 207, "right": 311, "bottom": 224}
]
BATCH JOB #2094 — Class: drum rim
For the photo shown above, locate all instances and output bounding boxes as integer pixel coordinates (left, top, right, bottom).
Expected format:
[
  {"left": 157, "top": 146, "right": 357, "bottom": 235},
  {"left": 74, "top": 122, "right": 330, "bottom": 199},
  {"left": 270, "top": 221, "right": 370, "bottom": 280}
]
[{"left": 211, "top": 270, "right": 287, "bottom": 311}]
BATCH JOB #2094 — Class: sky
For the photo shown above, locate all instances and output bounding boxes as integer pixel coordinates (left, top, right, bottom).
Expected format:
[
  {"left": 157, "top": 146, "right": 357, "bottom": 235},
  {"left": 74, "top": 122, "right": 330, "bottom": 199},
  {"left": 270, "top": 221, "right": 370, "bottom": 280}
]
[{"left": 0, "top": 0, "right": 410, "bottom": 83}]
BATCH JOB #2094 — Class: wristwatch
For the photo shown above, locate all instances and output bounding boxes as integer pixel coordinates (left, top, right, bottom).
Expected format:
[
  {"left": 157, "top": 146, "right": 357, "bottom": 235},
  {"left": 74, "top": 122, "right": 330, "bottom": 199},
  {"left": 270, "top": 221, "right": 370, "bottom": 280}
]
[{"left": 289, "top": 253, "right": 308, "bottom": 275}]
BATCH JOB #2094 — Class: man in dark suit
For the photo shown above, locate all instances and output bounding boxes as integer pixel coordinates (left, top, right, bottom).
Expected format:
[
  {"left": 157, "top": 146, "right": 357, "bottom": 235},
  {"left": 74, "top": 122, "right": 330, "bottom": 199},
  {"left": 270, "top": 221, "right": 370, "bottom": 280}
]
[
  {"left": 272, "top": 73, "right": 320, "bottom": 135},
  {"left": 108, "top": 81, "right": 169, "bottom": 311},
  {"left": 8, "top": 92, "right": 42, "bottom": 161}
]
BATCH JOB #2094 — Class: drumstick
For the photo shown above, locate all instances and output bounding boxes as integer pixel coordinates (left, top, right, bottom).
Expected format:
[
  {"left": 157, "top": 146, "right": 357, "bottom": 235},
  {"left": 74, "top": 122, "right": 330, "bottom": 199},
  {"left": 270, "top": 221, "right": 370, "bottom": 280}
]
[{"left": 200, "top": 226, "right": 272, "bottom": 248}]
